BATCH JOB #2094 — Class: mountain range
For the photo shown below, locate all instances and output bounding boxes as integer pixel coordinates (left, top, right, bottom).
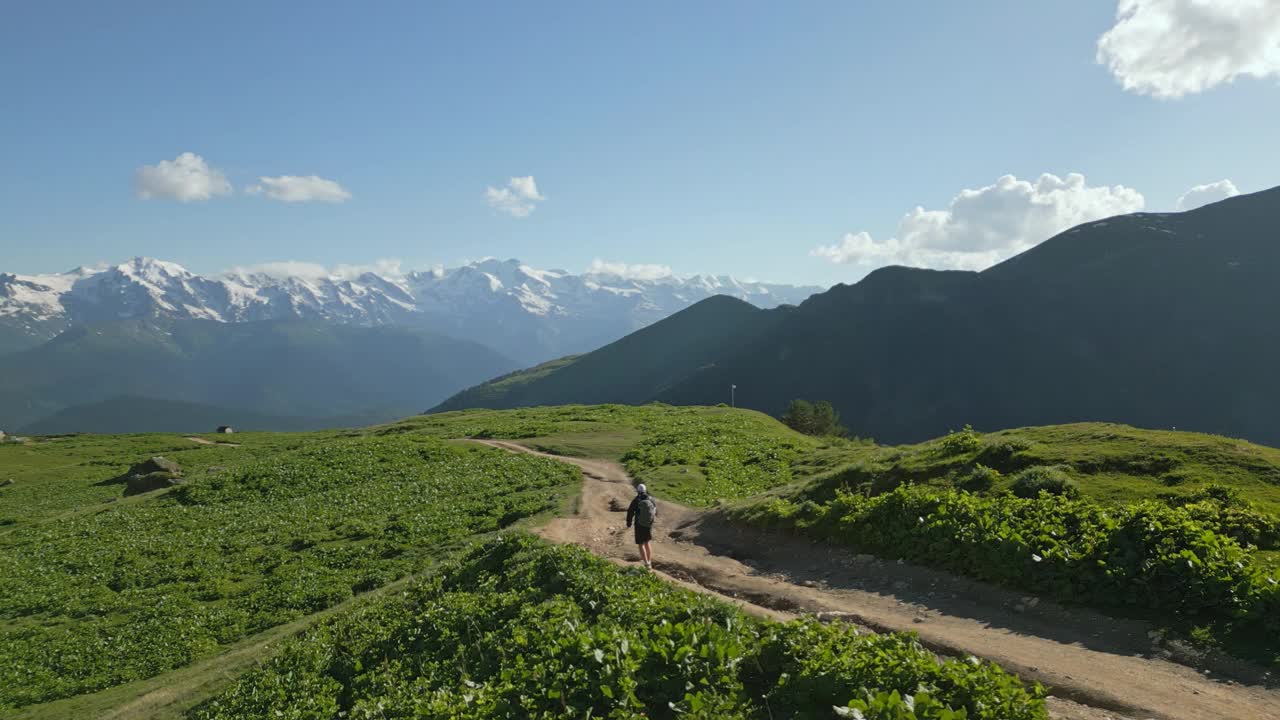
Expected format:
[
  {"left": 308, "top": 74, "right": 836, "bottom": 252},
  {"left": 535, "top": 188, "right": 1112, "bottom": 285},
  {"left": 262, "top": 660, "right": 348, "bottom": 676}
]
[
  {"left": 435, "top": 185, "right": 1280, "bottom": 447},
  {"left": 0, "top": 259, "right": 818, "bottom": 433},
  {"left": 0, "top": 319, "right": 515, "bottom": 432},
  {"left": 0, "top": 258, "right": 820, "bottom": 366}
]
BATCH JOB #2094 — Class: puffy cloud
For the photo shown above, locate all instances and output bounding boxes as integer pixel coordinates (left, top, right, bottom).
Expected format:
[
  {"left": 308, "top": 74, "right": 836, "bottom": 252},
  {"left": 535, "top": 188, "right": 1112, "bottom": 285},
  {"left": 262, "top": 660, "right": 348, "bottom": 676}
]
[
  {"left": 135, "top": 152, "right": 232, "bottom": 202},
  {"left": 1097, "top": 0, "right": 1280, "bottom": 99},
  {"left": 813, "top": 173, "right": 1145, "bottom": 271},
  {"left": 1176, "top": 179, "right": 1241, "bottom": 210},
  {"left": 245, "top": 175, "right": 352, "bottom": 203},
  {"left": 486, "top": 176, "right": 545, "bottom": 218},
  {"left": 586, "top": 259, "right": 674, "bottom": 281}
]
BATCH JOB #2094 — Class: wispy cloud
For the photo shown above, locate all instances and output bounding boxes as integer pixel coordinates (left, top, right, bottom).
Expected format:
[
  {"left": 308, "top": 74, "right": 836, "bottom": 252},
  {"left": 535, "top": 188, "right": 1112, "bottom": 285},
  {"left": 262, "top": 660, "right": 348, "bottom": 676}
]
[
  {"left": 226, "top": 259, "right": 404, "bottom": 280},
  {"left": 135, "top": 152, "right": 232, "bottom": 202},
  {"left": 586, "top": 259, "right": 674, "bottom": 281},
  {"left": 486, "top": 176, "right": 545, "bottom": 218},
  {"left": 245, "top": 175, "right": 352, "bottom": 203}
]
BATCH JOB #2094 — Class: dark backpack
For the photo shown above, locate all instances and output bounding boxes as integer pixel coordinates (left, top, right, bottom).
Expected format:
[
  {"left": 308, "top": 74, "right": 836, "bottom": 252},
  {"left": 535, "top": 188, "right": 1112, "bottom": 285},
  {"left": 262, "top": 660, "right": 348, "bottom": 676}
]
[{"left": 635, "top": 494, "right": 657, "bottom": 527}]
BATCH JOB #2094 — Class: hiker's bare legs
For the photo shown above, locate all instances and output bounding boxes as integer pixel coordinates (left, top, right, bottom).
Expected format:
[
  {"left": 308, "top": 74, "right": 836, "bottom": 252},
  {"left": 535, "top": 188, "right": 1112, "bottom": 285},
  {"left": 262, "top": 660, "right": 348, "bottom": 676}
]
[{"left": 640, "top": 542, "right": 652, "bottom": 566}]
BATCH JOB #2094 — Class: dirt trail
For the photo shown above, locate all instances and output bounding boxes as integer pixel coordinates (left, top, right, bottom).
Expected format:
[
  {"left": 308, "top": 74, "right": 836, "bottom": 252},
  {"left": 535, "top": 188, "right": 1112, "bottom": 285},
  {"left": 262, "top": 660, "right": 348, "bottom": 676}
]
[
  {"left": 185, "top": 436, "right": 240, "bottom": 447},
  {"left": 478, "top": 440, "right": 1280, "bottom": 720}
]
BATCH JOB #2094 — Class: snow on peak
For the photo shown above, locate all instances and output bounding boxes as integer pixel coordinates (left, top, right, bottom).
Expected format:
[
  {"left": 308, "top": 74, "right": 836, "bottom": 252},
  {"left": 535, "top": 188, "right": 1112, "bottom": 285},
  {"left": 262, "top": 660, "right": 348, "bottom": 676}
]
[{"left": 1, "top": 257, "right": 824, "bottom": 362}]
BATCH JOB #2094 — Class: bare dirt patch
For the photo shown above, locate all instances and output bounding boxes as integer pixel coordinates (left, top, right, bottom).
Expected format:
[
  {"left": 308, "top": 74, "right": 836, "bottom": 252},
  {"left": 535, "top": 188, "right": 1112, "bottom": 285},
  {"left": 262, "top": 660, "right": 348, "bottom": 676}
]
[{"left": 185, "top": 437, "right": 240, "bottom": 447}]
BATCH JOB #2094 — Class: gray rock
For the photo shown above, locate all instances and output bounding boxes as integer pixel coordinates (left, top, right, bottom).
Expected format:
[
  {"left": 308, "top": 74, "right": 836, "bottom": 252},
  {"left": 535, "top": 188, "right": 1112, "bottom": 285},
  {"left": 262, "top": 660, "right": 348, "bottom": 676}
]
[
  {"left": 126, "top": 471, "right": 183, "bottom": 495},
  {"left": 135, "top": 456, "right": 181, "bottom": 475}
]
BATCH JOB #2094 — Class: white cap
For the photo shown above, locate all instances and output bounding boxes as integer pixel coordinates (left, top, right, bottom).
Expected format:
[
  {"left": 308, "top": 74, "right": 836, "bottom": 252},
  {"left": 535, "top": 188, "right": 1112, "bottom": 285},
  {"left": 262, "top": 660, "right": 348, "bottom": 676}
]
[{"left": 636, "top": 483, "right": 647, "bottom": 494}]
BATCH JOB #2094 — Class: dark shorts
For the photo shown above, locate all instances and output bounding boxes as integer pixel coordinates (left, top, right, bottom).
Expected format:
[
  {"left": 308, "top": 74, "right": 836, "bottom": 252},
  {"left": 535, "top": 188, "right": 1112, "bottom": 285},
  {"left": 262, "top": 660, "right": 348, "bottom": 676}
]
[{"left": 634, "top": 524, "right": 652, "bottom": 545}]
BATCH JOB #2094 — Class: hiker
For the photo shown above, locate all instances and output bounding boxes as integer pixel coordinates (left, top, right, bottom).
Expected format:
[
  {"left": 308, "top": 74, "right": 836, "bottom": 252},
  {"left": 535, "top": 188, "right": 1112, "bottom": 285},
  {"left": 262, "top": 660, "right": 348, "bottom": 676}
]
[{"left": 625, "top": 483, "right": 657, "bottom": 569}]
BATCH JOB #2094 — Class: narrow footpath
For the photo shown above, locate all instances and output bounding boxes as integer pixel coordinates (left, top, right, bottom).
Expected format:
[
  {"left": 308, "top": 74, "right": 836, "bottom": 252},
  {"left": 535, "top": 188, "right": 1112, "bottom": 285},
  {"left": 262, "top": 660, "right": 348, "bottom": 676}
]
[{"left": 477, "top": 440, "right": 1280, "bottom": 720}]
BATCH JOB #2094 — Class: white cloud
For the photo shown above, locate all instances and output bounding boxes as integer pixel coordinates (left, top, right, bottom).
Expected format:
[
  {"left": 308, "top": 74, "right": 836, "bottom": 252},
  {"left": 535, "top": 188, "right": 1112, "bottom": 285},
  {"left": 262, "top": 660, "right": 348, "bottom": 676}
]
[
  {"left": 586, "top": 259, "right": 674, "bottom": 281},
  {"left": 1176, "top": 179, "right": 1241, "bottom": 210},
  {"left": 486, "top": 176, "right": 545, "bottom": 218},
  {"left": 813, "top": 173, "right": 1145, "bottom": 271},
  {"left": 333, "top": 259, "right": 405, "bottom": 279},
  {"left": 227, "top": 259, "right": 404, "bottom": 281},
  {"left": 245, "top": 175, "right": 352, "bottom": 203},
  {"left": 135, "top": 152, "right": 232, "bottom": 202},
  {"left": 226, "top": 261, "right": 330, "bottom": 279},
  {"left": 1097, "top": 0, "right": 1280, "bottom": 99}
]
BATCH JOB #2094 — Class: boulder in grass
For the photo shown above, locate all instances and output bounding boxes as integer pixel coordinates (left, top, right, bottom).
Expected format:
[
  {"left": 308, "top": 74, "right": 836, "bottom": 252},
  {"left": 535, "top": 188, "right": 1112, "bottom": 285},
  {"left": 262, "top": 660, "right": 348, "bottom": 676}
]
[
  {"left": 132, "top": 456, "right": 182, "bottom": 476},
  {"left": 126, "top": 471, "right": 183, "bottom": 495},
  {"left": 115, "top": 456, "right": 183, "bottom": 494}
]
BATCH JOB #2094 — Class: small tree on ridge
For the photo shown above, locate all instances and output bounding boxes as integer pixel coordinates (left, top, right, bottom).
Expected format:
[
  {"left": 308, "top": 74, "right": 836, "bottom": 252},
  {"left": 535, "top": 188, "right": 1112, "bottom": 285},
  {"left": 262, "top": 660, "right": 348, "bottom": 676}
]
[{"left": 782, "top": 399, "right": 847, "bottom": 438}]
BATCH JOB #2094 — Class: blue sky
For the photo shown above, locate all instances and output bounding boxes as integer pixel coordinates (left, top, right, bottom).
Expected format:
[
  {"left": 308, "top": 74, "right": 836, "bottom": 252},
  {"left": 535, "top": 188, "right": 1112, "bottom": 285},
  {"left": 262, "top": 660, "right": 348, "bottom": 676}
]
[{"left": 3, "top": 1, "right": 1278, "bottom": 285}]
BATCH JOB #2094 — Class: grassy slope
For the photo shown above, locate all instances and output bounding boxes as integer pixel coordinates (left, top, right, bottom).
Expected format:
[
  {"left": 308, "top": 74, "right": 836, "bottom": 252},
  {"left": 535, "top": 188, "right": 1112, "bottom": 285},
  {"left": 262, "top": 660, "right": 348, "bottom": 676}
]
[
  {"left": 785, "top": 422, "right": 1280, "bottom": 514},
  {"left": 397, "top": 404, "right": 820, "bottom": 506},
  {"left": 404, "top": 407, "right": 1280, "bottom": 513},
  {"left": 430, "top": 355, "right": 583, "bottom": 409},
  {"left": 0, "top": 431, "right": 329, "bottom": 528},
  {"left": 10, "top": 406, "right": 1280, "bottom": 715},
  {"left": 431, "top": 295, "right": 781, "bottom": 413},
  {"left": 1, "top": 429, "right": 578, "bottom": 715},
  {"left": 408, "top": 409, "right": 1280, "bottom": 665}
]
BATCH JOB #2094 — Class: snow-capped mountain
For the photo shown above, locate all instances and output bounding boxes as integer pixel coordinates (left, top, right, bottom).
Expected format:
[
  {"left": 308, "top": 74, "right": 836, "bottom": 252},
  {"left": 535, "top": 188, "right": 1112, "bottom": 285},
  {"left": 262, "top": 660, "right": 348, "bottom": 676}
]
[{"left": 0, "top": 257, "right": 822, "bottom": 364}]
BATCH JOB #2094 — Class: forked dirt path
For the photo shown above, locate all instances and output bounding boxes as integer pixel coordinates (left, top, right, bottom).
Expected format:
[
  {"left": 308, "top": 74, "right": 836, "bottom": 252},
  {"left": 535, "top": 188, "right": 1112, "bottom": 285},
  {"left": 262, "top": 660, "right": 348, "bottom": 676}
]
[{"left": 478, "top": 440, "right": 1280, "bottom": 720}]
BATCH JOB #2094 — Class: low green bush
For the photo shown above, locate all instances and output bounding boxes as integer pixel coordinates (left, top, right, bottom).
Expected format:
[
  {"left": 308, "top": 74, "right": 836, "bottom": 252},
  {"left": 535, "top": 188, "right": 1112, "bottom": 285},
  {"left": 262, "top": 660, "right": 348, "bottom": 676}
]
[
  {"left": 1010, "top": 466, "right": 1080, "bottom": 499},
  {"left": 732, "top": 485, "right": 1280, "bottom": 661},
  {"left": 191, "top": 536, "right": 1046, "bottom": 720},
  {"left": 0, "top": 438, "right": 577, "bottom": 709},
  {"left": 974, "top": 438, "right": 1032, "bottom": 469},
  {"left": 958, "top": 464, "right": 1001, "bottom": 493},
  {"left": 939, "top": 425, "right": 982, "bottom": 456},
  {"left": 1158, "top": 485, "right": 1280, "bottom": 550}
]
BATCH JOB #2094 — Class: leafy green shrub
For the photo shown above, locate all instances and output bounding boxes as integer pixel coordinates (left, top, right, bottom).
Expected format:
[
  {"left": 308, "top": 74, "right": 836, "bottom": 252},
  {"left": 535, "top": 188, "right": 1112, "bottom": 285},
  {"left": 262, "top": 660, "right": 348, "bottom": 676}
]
[
  {"left": 191, "top": 536, "right": 1046, "bottom": 720},
  {"left": 939, "top": 425, "right": 982, "bottom": 456},
  {"left": 1152, "top": 484, "right": 1280, "bottom": 549},
  {"left": 958, "top": 464, "right": 1001, "bottom": 493},
  {"left": 974, "top": 438, "right": 1031, "bottom": 469},
  {"left": 0, "top": 438, "right": 577, "bottom": 708},
  {"left": 730, "top": 485, "right": 1280, "bottom": 657},
  {"left": 1188, "top": 483, "right": 1247, "bottom": 507},
  {"left": 1010, "top": 466, "right": 1079, "bottom": 499}
]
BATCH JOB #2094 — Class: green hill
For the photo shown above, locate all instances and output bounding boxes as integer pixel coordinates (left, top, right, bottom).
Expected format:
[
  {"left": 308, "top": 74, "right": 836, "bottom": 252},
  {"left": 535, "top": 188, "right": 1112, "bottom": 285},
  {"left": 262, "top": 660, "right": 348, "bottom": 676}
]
[
  {"left": 433, "top": 295, "right": 786, "bottom": 412},
  {"left": 436, "top": 186, "right": 1280, "bottom": 447},
  {"left": 6, "top": 405, "right": 1280, "bottom": 717},
  {"left": 0, "top": 318, "right": 517, "bottom": 431},
  {"left": 2, "top": 406, "right": 1049, "bottom": 719}
]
